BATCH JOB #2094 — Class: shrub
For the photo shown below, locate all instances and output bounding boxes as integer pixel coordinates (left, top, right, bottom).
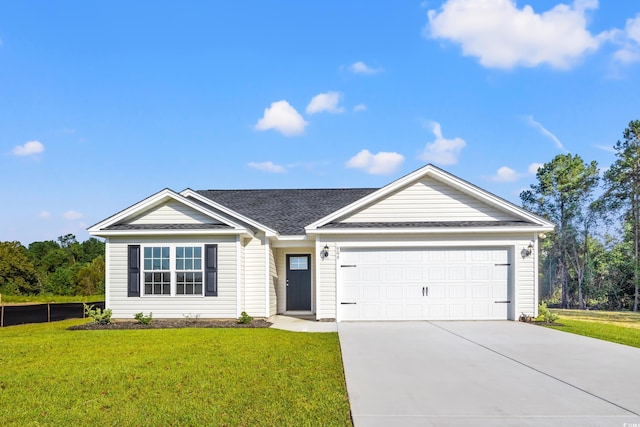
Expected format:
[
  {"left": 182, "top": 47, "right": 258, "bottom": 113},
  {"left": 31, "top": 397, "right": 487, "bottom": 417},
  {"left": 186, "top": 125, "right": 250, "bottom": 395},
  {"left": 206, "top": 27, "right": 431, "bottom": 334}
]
[
  {"left": 84, "top": 303, "right": 112, "bottom": 325},
  {"left": 237, "top": 311, "right": 253, "bottom": 324},
  {"left": 134, "top": 312, "right": 153, "bottom": 325},
  {"left": 537, "top": 302, "right": 559, "bottom": 324}
]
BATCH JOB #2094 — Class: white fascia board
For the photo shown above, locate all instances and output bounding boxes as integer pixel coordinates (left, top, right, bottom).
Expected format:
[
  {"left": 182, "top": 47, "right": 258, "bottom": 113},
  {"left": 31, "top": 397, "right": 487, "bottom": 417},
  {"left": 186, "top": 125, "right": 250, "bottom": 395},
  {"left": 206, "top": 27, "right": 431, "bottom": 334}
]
[
  {"left": 309, "top": 225, "right": 555, "bottom": 235},
  {"left": 180, "top": 189, "right": 279, "bottom": 237},
  {"left": 89, "top": 228, "right": 251, "bottom": 238},
  {"left": 88, "top": 188, "right": 248, "bottom": 233}
]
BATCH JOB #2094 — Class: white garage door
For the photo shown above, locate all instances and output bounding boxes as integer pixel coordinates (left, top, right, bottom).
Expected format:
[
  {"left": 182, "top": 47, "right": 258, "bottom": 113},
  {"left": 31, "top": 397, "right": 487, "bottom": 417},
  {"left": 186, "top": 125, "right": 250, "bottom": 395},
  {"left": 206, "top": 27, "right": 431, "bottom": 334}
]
[{"left": 339, "top": 248, "right": 511, "bottom": 321}]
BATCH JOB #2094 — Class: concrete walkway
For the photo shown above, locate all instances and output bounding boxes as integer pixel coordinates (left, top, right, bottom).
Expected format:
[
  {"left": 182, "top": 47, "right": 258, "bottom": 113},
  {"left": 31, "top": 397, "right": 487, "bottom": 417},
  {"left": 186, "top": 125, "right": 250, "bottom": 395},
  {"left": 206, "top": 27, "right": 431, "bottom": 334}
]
[
  {"left": 338, "top": 321, "right": 640, "bottom": 427},
  {"left": 268, "top": 315, "right": 337, "bottom": 332}
]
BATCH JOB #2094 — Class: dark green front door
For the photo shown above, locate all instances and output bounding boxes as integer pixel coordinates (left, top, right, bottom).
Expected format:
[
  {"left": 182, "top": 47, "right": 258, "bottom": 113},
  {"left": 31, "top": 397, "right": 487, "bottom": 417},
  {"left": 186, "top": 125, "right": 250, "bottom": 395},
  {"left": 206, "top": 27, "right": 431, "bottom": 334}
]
[{"left": 286, "top": 254, "right": 311, "bottom": 311}]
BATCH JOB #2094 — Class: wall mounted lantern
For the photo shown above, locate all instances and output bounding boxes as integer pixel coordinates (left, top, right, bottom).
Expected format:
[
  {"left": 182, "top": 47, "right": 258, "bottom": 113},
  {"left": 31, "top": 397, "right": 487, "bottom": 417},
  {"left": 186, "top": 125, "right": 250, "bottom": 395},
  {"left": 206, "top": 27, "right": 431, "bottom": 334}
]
[
  {"left": 521, "top": 241, "right": 534, "bottom": 259},
  {"left": 320, "top": 244, "right": 329, "bottom": 260}
]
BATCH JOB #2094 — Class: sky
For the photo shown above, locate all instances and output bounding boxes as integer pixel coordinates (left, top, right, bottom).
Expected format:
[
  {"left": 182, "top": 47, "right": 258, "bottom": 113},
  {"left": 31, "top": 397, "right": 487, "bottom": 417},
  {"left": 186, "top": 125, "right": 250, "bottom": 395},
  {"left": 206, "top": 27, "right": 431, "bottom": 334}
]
[{"left": 1, "top": 0, "right": 640, "bottom": 244}]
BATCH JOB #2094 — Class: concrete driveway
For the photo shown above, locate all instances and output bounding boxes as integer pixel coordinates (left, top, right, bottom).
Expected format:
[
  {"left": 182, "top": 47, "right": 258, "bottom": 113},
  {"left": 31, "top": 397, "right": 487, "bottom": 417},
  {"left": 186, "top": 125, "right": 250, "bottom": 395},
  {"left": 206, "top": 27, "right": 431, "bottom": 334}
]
[{"left": 338, "top": 321, "right": 640, "bottom": 427}]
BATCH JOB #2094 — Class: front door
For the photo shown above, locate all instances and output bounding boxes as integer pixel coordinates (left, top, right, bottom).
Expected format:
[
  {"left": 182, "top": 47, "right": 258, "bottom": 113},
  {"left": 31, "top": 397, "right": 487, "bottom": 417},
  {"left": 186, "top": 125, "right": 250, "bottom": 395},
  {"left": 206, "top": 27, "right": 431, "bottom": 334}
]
[{"left": 286, "top": 254, "right": 312, "bottom": 311}]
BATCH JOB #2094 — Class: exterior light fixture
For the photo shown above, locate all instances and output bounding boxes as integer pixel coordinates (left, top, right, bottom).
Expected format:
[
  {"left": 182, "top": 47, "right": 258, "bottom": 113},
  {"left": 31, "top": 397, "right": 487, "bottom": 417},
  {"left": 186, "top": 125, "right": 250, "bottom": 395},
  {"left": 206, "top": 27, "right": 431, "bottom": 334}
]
[
  {"left": 320, "top": 244, "right": 329, "bottom": 259},
  {"left": 521, "top": 241, "right": 534, "bottom": 259}
]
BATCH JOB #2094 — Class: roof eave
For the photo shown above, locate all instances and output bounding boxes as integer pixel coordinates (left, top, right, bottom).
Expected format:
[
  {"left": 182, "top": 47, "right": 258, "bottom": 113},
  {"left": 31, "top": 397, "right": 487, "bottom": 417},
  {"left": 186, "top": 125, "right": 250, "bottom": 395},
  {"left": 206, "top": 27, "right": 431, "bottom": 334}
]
[
  {"left": 89, "top": 228, "right": 251, "bottom": 237},
  {"left": 308, "top": 225, "right": 555, "bottom": 235}
]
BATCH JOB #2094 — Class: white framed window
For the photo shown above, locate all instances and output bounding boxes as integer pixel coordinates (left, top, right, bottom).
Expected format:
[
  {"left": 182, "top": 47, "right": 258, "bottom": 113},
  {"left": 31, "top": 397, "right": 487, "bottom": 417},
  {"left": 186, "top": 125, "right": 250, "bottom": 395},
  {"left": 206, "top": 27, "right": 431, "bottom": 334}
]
[
  {"left": 176, "top": 246, "right": 203, "bottom": 295},
  {"left": 143, "top": 247, "right": 170, "bottom": 295},
  {"left": 141, "top": 245, "right": 204, "bottom": 296}
]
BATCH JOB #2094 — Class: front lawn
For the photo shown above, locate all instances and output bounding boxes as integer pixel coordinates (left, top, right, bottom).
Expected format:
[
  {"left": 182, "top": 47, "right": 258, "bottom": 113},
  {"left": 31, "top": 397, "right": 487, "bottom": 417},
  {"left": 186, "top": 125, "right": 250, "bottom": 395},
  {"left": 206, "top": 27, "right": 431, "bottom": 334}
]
[
  {"left": 0, "top": 320, "right": 352, "bottom": 426},
  {"left": 546, "top": 309, "right": 640, "bottom": 348}
]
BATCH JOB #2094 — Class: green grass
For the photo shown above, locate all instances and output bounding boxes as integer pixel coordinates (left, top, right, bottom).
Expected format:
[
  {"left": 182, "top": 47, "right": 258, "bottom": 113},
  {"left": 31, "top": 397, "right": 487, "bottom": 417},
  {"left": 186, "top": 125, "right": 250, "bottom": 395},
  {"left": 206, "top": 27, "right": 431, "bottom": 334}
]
[
  {"left": 0, "top": 320, "right": 352, "bottom": 426},
  {"left": 546, "top": 309, "right": 640, "bottom": 348},
  {"left": 0, "top": 294, "right": 104, "bottom": 304}
]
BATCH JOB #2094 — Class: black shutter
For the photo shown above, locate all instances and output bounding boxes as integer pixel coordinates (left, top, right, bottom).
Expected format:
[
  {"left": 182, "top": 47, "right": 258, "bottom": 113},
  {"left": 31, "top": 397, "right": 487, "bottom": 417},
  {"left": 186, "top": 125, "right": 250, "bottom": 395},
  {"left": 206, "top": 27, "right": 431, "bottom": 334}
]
[
  {"left": 205, "top": 244, "right": 218, "bottom": 297},
  {"left": 128, "top": 245, "right": 141, "bottom": 297}
]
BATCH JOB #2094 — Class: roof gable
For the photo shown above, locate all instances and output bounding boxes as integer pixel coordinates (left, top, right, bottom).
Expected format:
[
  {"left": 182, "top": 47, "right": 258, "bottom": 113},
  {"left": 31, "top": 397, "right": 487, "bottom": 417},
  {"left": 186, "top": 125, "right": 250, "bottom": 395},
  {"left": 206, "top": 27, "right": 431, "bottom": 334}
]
[
  {"left": 338, "top": 174, "right": 519, "bottom": 224},
  {"left": 306, "top": 164, "right": 554, "bottom": 232},
  {"left": 88, "top": 189, "right": 249, "bottom": 236}
]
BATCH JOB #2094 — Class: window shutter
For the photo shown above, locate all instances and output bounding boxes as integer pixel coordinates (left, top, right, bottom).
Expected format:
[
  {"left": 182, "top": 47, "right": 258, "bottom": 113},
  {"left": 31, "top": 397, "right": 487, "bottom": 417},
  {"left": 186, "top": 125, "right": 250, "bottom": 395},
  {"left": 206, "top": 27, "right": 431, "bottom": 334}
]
[
  {"left": 205, "top": 244, "right": 218, "bottom": 297},
  {"left": 128, "top": 245, "right": 141, "bottom": 297}
]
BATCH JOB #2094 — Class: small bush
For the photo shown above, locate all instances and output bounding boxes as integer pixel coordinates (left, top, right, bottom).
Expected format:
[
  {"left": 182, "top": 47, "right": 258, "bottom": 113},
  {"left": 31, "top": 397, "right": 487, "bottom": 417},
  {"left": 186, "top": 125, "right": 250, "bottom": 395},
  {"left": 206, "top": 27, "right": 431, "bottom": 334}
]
[
  {"left": 134, "top": 312, "right": 153, "bottom": 325},
  {"left": 84, "top": 303, "right": 112, "bottom": 325},
  {"left": 537, "top": 302, "right": 559, "bottom": 324},
  {"left": 237, "top": 311, "right": 253, "bottom": 324}
]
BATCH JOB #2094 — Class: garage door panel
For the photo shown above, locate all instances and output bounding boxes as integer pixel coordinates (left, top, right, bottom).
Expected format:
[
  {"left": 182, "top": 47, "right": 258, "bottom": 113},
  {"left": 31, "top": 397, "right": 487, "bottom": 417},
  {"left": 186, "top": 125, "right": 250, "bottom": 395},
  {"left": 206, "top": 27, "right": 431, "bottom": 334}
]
[
  {"left": 386, "top": 287, "right": 403, "bottom": 300},
  {"left": 363, "top": 268, "right": 381, "bottom": 281},
  {"left": 340, "top": 247, "right": 510, "bottom": 321}
]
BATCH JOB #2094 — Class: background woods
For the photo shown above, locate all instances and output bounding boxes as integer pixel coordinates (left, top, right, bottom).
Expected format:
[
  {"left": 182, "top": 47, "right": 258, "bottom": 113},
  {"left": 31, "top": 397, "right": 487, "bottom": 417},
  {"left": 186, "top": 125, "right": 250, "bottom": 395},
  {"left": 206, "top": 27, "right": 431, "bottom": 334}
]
[
  {"left": 0, "top": 234, "right": 105, "bottom": 297},
  {"left": 523, "top": 120, "right": 640, "bottom": 311}
]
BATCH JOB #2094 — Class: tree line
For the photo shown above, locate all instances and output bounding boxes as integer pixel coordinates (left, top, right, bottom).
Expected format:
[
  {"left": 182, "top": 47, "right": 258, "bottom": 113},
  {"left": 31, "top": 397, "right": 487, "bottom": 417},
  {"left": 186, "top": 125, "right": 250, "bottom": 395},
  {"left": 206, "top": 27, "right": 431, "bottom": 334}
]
[
  {"left": 522, "top": 120, "right": 640, "bottom": 311},
  {"left": 0, "top": 234, "right": 105, "bottom": 296}
]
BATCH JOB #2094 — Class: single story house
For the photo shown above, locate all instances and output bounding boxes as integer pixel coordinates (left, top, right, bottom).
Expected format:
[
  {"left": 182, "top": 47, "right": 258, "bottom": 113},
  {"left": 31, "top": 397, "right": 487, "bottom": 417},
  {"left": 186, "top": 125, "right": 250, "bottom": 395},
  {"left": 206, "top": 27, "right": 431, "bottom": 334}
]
[{"left": 88, "top": 164, "right": 554, "bottom": 321}]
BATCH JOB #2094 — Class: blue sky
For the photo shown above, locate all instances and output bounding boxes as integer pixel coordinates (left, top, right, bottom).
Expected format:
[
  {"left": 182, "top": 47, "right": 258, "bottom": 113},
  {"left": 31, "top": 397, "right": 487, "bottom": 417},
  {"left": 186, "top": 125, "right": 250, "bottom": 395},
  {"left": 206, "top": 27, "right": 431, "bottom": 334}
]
[{"left": 1, "top": 0, "right": 639, "bottom": 244}]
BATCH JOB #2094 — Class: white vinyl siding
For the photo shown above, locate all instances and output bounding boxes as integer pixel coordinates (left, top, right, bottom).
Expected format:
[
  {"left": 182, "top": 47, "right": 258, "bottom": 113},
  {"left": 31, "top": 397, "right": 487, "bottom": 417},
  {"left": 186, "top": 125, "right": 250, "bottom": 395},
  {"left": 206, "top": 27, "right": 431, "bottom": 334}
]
[
  {"left": 128, "top": 200, "right": 221, "bottom": 225},
  {"left": 339, "top": 176, "right": 517, "bottom": 223},
  {"left": 269, "top": 246, "right": 278, "bottom": 316},
  {"left": 106, "top": 236, "right": 236, "bottom": 319},
  {"left": 516, "top": 248, "right": 536, "bottom": 317},
  {"left": 243, "top": 234, "right": 266, "bottom": 317},
  {"left": 317, "top": 241, "right": 337, "bottom": 319},
  {"left": 276, "top": 249, "right": 285, "bottom": 313}
]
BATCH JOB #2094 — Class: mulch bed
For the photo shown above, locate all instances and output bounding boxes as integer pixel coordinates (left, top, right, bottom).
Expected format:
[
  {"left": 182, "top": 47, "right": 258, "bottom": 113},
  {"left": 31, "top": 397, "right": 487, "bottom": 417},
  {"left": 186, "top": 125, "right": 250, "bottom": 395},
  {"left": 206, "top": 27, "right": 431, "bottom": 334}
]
[{"left": 68, "top": 319, "right": 272, "bottom": 330}]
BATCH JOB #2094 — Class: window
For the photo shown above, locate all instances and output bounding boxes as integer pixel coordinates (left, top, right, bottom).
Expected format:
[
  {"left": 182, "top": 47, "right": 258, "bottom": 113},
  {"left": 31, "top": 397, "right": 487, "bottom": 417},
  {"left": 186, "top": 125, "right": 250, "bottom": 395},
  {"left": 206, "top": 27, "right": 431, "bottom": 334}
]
[
  {"left": 143, "top": 247, "right": 170, "bottom": 295},
  {"left": 128, "top": 244, "right": 216, "bottom": 297},
  {"left": 289, "top": 256, "right": 308, "bottom": 270},
  {"left": 176, "top": 246, "right": 203, "bottom": 295}
]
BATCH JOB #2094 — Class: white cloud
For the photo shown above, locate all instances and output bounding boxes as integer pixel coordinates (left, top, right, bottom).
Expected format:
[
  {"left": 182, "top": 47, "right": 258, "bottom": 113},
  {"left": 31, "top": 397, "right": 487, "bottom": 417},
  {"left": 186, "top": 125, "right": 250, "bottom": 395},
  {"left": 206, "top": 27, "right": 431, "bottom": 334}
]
[
  {"left": 490, "top": 166, "right": 519, "bottom": 182},
  {"left": 612, "top": 14, "right": 640, "bottom": 64},
  {"left": 349, "top": 61, "right": 383, "bottom": 75},
  {"left": 426, "top": 0, "right": 601, "bottom": 69},
  {"left": 38, "top": 210, "right": 51, "bottom": 219},
  {"left": 306, "top": 92, "right": 344, "bottom": 115},
  {"left": 418, "top": 121, "right": 466, "bottom": 165},
  {"left": 346, "top": 149, "right": 404, "bottom": 175},
  {"left": 354, "top": 104, "right": 367, "bottom": 112},
  {"left": 12, "top": 140, "right": 44, "bottom": 156},
  {"left": 254, "top": 100, "right": 308, "bottom": 136},
  {"left": 524, "top": 115, "right": 567, "bottom": 151},
  {"left": 594, "top": 144, "right": 616, "bottom": 153},
  {"left": 63, "top": 210, "right": 83, "bottom": 220},
  {"left": 528, "top": 162, "right": 545, "bottom": 174},
  {"left": 248, "top": 161, "right": 286, "bottom": 173}
]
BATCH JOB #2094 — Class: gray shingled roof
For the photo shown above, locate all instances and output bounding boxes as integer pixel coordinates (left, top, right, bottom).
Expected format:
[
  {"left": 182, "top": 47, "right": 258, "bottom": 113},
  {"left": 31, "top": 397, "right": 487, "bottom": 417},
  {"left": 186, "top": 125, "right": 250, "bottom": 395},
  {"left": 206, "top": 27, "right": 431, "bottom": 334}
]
[
  {"left": 196, "top": 189, "right": 378, "bottom": 235},
  {"left": 105, "top": 223, "right": 232, "bottom": 231}
]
